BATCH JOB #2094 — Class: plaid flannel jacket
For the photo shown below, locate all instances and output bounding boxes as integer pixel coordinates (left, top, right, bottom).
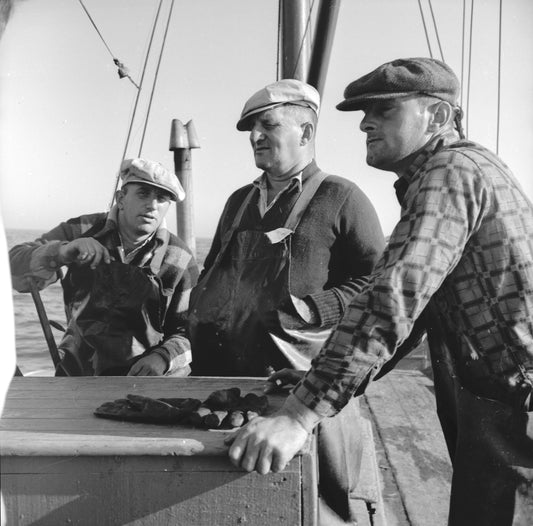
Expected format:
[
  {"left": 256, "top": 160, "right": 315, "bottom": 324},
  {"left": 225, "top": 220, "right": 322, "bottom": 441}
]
[
  {"left": 10, "top": 207, "right": 199, "bottom": 374},
  {"left": 294, "top": 132, "right": 533, "bottom": 414}
]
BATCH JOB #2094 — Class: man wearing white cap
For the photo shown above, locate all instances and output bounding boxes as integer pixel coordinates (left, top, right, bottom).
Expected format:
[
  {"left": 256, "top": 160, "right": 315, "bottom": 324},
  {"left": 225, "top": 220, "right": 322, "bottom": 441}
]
[
  {"left": 189, "top": 79, "right": 385, "bottom": 524},
  {"left": 10, "top": 158, "right": 198, "bottom": 377}
]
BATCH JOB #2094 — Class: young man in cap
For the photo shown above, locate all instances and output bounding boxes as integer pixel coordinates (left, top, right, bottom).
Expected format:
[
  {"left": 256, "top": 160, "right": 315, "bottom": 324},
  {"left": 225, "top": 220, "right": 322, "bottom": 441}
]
[
  {"left": 189, "top": 79, "right": 386, "bottom": 524},
  {"left": 10, "top": 158, "right": 198, "bottom": 377},
  {"left": 227, "top": 58, "right": 533, "bottom": 525}
]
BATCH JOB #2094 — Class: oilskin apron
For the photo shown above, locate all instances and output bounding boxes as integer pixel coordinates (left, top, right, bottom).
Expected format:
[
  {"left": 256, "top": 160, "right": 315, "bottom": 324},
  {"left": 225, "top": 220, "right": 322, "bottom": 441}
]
[
  {"left": 189, "top": 171, "right": 364, "bottom": 524},
  {"left": 58, "top": 261, "right": 165, "bottom": 376},
  {"left": 426, "top": 304, "right": 533, "bottom": 526}
]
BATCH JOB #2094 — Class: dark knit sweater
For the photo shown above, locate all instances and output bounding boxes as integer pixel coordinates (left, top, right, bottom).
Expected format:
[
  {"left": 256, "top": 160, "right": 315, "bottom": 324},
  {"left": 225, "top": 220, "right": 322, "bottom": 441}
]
[{"left": 201, "top": 161, "right": 386, "bottom": 327}]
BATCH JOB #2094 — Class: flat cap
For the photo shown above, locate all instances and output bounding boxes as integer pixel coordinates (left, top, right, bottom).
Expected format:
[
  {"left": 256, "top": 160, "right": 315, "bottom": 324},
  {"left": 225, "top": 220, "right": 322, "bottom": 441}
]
[
  {"left": 237, "top": 79, "right": 320, "bottom": 131},
  {"left": 337, "top": 57, "right": 460, "bottom": 111},
  {"left": 120, "top": 158, "right": 185, "bottom": 202}
]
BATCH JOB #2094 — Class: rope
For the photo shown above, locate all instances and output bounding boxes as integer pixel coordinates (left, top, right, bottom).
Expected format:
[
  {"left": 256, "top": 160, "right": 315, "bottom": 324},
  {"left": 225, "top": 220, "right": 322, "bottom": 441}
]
[
  {"left": 427, "top": 0, "right": 445, "bottom": 62},
  {"left": 496, "top": 0, "right": 502, "bottom": 154},
  {"left": 460, "top": 0, "right": 466, "bottom": 108},
  {"left": 276, "top": 1, "right": 282, "bottom": 80},
  {"left": 417, "top": 0, "right": 433, "bottom": 58},
  {"left": 77, "top": 0, "right": 139, "bottom": 89},
  {"left": 109, "top": 0, "right": 166, "bottom": 209},
  {"left": 138, "top": 0, "right": 176, "bottom": 156},
  {"left": 466, "top": 0, "right": 474, "bottom": 138},
  {"left": 290, "top": 0, "right": 316, "bottom": 79}
]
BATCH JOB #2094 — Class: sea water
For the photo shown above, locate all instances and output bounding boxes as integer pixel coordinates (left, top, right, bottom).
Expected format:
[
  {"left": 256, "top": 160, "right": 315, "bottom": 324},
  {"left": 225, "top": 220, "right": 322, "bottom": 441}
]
[{"left": 6, "top": 229, "right": 212, "bottom": 376}]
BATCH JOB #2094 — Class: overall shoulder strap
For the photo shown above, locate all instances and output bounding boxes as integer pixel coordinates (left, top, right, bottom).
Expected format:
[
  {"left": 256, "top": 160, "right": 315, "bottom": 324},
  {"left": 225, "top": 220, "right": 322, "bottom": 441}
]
[
  {"left": 212, "top": 186, "right": 258, "bottom": 265},
  {"left": 283, "top": 171, "right": 329, "bottom": 232}
]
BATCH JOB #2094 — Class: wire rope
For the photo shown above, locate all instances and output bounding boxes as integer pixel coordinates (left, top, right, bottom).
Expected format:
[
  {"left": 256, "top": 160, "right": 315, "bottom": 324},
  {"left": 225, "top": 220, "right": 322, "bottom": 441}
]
[
  {"left": 427, "top": 0, "right": 445, "bottom": 62},
  {"left": 496, "top": 0, "right": 502, "bottom": 154},
  {"left": 466, "top": 0, "right": 474, "bottom": 138},
  {"left": 109, "top": 0, "right": 165, "bottom": 208},
  {"left": 460, "top": 0, "right": 466, "bottom": 109},
  {"left": 416, "top": 0, "right": 433, "bottom": 58},
  {"left": 138, "top": 0, "right": 176, "bottom": 156},
  {"left": 77, "top": 0, "right": 139, "bottom": 89},
  {"left": 276, "top": 1, "right": 282, "bottom": 80}
]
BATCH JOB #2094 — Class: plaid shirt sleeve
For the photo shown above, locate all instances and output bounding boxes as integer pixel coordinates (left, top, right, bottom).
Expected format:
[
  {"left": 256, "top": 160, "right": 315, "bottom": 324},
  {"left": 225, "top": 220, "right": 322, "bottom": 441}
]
[
  {"left": 9, "top": 214, "right": 104, "bottom": 292},
  {"left": 293, "top": 146, "right": 489, "bottom": 417}
]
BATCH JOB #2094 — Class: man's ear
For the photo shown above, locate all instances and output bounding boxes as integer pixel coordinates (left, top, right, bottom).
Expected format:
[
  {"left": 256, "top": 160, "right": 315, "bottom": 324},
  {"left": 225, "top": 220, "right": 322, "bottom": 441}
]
[
  {"left": 116, "top": 189, "right": 125, "bottom": 209},
  {"left": 427, "top": 101, "right": 453, "bottom": 132},
  {"left": 300, "top": 122, "right": 315, "bottom": 145}
]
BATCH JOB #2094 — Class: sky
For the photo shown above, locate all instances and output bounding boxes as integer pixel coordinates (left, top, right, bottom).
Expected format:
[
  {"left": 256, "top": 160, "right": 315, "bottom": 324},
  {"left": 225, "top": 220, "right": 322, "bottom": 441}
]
[{"left": 1, "top": 0, "right": 532, "bottom": 241}]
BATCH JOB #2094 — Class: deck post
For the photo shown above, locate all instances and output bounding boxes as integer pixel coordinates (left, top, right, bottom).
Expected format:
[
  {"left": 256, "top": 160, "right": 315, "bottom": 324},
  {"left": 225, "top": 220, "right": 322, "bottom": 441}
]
[{"left": 169, "top": 119, "right": 200, "bottom": 256}]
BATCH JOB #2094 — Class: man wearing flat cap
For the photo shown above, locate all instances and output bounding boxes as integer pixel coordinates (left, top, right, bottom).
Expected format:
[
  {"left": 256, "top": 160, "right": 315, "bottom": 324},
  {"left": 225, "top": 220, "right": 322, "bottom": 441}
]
[
  {"left": 189, "top": 79, "right": 385, "bottom": 524},
  {"left": 10, "top": 158, "right": 198, "bottom": 377},
  {"left": 228, "top": 58, "right": 533, "bottom": 525}
]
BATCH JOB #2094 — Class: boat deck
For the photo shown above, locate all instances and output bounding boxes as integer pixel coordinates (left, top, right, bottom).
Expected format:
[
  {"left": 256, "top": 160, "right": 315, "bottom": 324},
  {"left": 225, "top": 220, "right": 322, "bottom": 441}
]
[{"left": 362, "top": 368, "right": 452, "bottom": 525}]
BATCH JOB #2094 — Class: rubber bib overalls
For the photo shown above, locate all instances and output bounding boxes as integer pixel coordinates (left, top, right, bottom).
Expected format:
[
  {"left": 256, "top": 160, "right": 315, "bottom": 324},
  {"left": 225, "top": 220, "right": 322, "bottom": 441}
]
[{"left": 189, "top": 170, "right": 364, "bottom": 523}]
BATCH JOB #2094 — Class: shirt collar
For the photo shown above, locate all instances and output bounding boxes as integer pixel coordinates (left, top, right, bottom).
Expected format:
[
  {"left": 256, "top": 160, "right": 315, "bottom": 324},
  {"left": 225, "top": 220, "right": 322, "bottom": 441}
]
[
  {"left": 252, "top": 171, "right": 303, "bottom": 192},
  {"left": 92, "top": 204, "right": 169, "bottom": 272},
  {"left": 394, "top": 130, "right": 459, "bottom": 204}
]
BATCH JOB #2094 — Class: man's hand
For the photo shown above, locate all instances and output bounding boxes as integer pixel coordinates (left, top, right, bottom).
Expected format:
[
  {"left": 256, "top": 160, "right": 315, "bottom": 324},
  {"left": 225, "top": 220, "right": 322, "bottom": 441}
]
[
  {"left": 58, "top": 238, "right": 112, "bottom": 269},
  {"left": 264, "top": 368, "right": 305, "bottom": 394},
  {"left": 127, "top": 352, "right": 168, "bottom": 376},
  {"left": 225, "top": 412, "right": 310, "bottom": 474}
]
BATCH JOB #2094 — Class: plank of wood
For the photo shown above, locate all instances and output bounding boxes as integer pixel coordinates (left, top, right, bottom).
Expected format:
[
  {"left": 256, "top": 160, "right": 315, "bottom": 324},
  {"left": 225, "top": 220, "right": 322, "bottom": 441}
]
[
  {"left": 2, "top": 456, "right": 304, "bottom": 526},
  {"left": 364, "top": 370, "right": 452, "bottom": 526}
]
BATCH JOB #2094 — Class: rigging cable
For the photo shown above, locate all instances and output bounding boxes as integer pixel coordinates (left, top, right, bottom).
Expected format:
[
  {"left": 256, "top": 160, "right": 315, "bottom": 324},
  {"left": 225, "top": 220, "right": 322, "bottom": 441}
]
[
  {"left": 416, "top": 0, "right": 434, "bottom": 58},
  {"left": 466, "top": 0, "right": 474, "bottom": 138},
  {"left": 290, "top": 0, "right": 316, "bottom": 79},
  {"left": 77, "top": 0, "right": 139, "bottom": 89},
  {"left": 460, "top": 0, "right": 466, "bottom": 109},
  {"left": 496, "top": 0, "right": 502, "bottom": 154},
  {"left": 276, "top": 1, "right": 282, "bottom": 80},
  {"left": 109, "top": 0, "right": 166, "bottom": 208},
  {"left": 138, "top": 0, "right": 176, "bottom": 156},
  {"left": 427, "top": 0, "right": 445, "bottom": 62}
]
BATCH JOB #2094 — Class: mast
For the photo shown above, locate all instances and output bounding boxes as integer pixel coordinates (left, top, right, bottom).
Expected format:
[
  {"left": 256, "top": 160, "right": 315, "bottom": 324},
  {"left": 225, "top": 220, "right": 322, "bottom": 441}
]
[
  {"left": 307, "top": 0, "right": 342, "bottom": 98},
  {"left": 279, "top": 0, "right": 311, "bottom": 80}
]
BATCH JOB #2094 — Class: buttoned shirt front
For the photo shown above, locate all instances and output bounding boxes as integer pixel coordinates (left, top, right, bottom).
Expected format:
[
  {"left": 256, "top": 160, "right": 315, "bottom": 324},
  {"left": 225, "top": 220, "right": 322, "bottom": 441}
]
[{"left": 294, "top": 132, "right": 533, "bottom": 414}]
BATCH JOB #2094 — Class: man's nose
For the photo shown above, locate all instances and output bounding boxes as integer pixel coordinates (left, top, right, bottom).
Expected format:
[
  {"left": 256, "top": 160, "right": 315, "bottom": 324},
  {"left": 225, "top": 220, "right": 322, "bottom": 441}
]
[
  {"left": 250, "top": 127, "right": 264, "bottom": 144},
  {"left": 146, "top": 196, "right": 158, "bottom": 209},
  {"left": 360, "top": 112, "right": 376, "bottom": 132}
]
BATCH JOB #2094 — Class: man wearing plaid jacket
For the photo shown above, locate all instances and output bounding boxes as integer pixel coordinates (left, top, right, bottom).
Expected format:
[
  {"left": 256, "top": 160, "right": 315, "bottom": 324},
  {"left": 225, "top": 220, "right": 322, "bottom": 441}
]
[{"left": 10, "top": 158, "right": 198, "bottom": 377}]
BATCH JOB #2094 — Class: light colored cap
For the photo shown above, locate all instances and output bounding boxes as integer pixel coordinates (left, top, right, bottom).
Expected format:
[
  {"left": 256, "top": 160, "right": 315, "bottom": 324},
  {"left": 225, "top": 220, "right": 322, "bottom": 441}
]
[
  {"left": 236, "top": 79, "right": 320, "bottom": 131},
  {"left": 120, "top": 158, "right": 185, "bottom": 202}
]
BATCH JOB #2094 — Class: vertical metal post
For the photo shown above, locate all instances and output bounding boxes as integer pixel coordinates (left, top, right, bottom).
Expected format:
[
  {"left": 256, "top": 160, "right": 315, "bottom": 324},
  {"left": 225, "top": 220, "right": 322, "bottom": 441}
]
[
  {"left": 279, "top": 0, "right": 311, "bottom": 80},
  {"left": 169, "top": 119, "right": 200, "bottom": 257},
  {"left": 307, "top": 0, "right": 342, "bottom": 98}
]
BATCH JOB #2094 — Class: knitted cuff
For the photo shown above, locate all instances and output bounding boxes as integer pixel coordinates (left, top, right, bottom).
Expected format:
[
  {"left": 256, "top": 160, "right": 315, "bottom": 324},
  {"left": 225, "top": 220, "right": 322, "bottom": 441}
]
[{"left": 306, "top": 289, "right": 343, "bottom": 327}]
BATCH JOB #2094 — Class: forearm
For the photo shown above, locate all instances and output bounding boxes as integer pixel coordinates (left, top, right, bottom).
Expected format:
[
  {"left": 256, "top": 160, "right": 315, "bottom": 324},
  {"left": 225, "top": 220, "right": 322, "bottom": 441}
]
[
  {"left": 9, "top": 240, "right": 67, "bottom": 292},
  {"left": 305, "top": 276, "right": 370, "bottom": 327}
]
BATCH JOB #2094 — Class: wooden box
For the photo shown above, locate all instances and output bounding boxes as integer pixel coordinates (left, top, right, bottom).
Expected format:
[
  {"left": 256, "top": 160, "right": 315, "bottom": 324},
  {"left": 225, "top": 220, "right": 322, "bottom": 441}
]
[{"left": 0, "top": 377, "right": 317, "bottom": 526}]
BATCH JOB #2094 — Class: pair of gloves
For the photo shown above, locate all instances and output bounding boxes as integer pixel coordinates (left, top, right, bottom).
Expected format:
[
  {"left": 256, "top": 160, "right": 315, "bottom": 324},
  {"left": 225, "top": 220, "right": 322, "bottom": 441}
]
[{"left": 94, "top": 387, "right": 268, "bottom": 429}]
